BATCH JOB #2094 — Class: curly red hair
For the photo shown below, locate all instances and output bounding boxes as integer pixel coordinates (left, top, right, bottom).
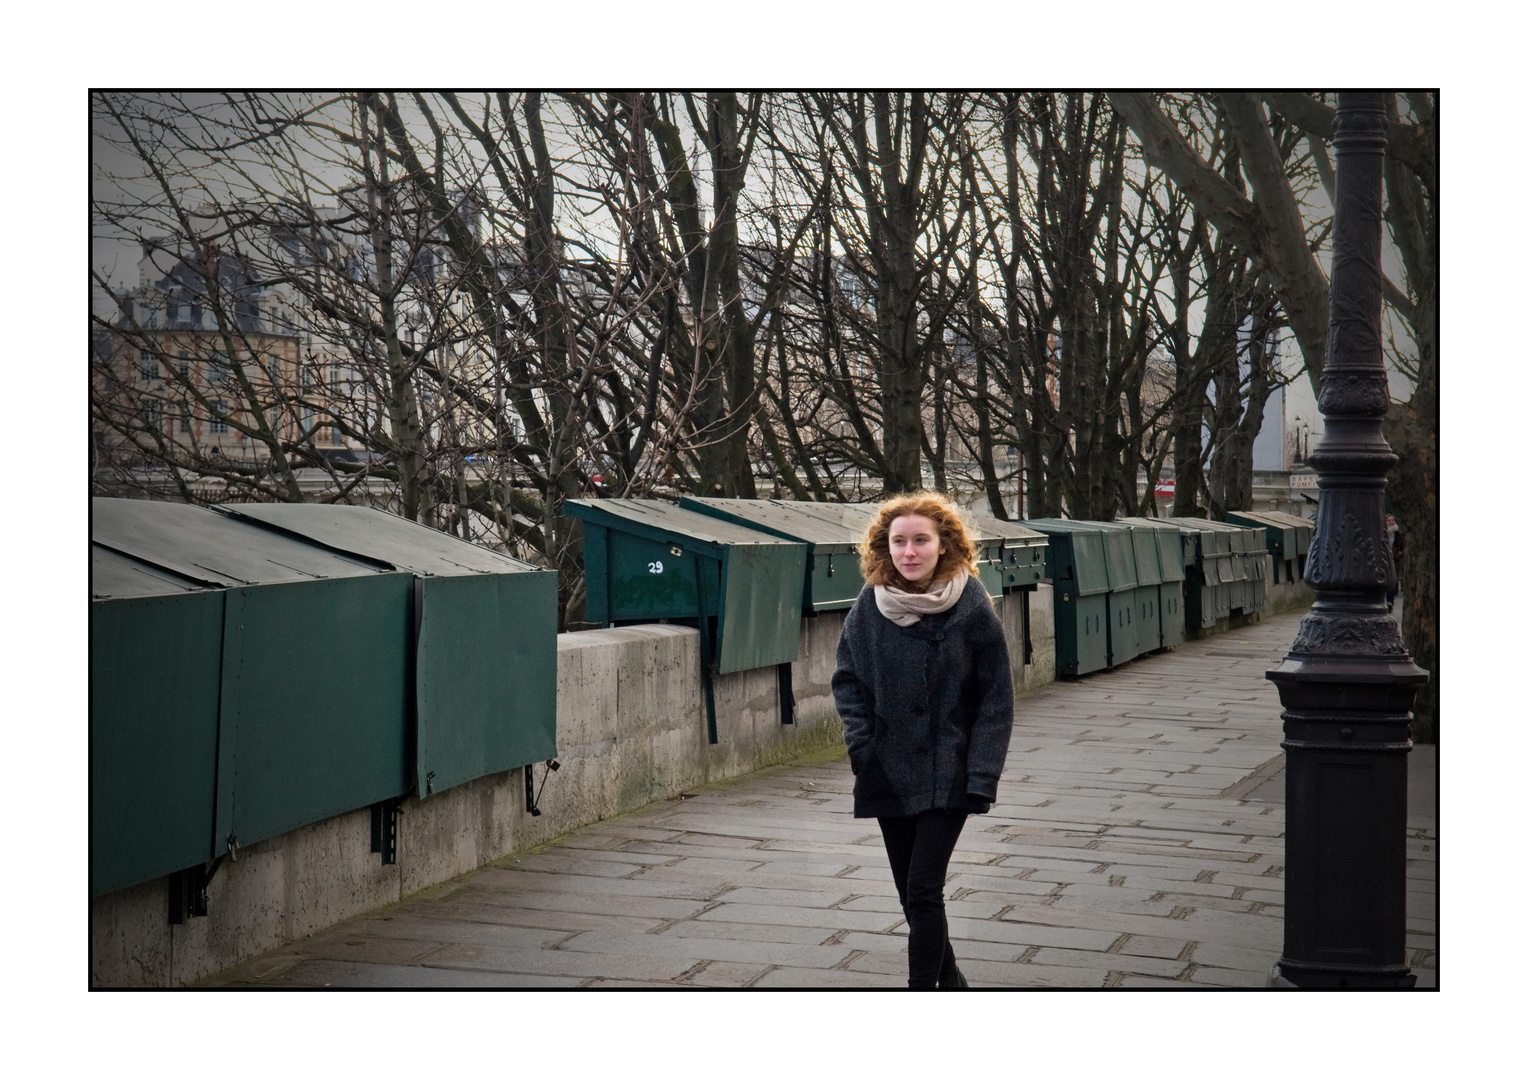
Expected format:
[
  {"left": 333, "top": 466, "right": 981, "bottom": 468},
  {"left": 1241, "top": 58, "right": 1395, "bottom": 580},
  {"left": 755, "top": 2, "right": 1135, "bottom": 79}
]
[{"left": 858, "top": 491, "right": 980, "bottom": 590}]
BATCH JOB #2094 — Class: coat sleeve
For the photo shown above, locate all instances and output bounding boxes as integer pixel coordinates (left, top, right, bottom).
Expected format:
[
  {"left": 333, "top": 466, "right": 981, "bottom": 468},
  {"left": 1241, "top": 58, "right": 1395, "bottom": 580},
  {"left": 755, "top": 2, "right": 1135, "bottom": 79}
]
[
  {"left": 831, "top": 598, "right": 876, "bottom": 774},
  {"left": 964, "top": 596, "right": 1015, "bottom": 802}
]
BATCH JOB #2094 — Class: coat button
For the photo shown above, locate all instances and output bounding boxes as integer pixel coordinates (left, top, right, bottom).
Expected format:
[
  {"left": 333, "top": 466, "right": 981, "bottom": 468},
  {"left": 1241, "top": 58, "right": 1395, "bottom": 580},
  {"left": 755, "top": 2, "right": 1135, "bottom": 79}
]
[{"left": 935, "top": 631, "right": 945, "bottom": 641}]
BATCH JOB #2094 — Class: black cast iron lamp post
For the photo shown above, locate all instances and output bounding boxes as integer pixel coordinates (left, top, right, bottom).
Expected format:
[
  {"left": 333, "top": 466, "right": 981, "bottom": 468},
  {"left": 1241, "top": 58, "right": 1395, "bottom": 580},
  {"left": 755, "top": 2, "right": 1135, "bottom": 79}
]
[{"left": 1265, "top": 92, "right": 1429, "bottom": 988}]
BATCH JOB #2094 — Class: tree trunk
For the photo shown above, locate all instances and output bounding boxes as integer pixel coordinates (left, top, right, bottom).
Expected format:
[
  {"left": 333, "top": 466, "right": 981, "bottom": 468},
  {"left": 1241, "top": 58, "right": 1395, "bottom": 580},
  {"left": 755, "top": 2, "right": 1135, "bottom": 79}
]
[
  {"left": 1381, "top": 93, "right": 1438, "bottom": 744},
  {"left": 709, "top": 94, "right": 760, "bottom": 498},
  {"left": 362, "top": 95, "right": 429, "bottom": 523},
  {"left": 872, "top": 93, "right": 929, "bottom": 494}
]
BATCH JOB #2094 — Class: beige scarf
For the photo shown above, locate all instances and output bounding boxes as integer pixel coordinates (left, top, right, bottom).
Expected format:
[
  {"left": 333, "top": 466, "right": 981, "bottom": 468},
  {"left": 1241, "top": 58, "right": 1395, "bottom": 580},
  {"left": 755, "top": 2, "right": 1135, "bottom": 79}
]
[{"left": 874, "top": 569, "right": 969, "bottom": 627}]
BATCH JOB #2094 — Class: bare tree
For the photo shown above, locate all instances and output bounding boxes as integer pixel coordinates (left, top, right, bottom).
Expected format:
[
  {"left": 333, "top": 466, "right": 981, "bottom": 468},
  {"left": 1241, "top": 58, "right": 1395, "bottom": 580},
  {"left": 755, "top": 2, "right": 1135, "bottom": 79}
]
[
  {"left": 96, "top": 91, "right": 1387, "bottom": 649},
  {"left": 773, "top": 93, "right": 980, "bottom": 495},
  {"left": 1113, "top": 90, "right": 1438, "bottom": 741}
]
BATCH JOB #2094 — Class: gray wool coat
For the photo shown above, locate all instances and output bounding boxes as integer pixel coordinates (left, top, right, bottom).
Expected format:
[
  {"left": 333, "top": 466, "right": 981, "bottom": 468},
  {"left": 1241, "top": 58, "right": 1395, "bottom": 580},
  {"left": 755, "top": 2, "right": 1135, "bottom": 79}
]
[{"left": 831, "top": 576, "right": 1015, "bottom": 819}]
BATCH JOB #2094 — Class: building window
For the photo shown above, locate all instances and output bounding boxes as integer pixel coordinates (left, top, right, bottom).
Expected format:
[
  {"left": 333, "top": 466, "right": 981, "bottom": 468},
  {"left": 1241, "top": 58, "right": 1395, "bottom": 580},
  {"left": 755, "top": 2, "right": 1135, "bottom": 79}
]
[
  {"left": 209, "top": 404, "right": 227, "bottom": 435},
  {"left": 178, "top": 351, "right": 191, "bottom": 379},
  {"left": 209, "top": 352, "right": 225, "bottom": 385},
  {"left": 138, "top": 350, "right": 158, "bottom": 382},
  {"left": 329, "top": 424, "right": 344, "bottom": 446},
  {"left": 145, "top": 400, "right": 163, "bottom": 432},
  {"left": 179, "top": 411, "right": 192, "bottom": 434}
]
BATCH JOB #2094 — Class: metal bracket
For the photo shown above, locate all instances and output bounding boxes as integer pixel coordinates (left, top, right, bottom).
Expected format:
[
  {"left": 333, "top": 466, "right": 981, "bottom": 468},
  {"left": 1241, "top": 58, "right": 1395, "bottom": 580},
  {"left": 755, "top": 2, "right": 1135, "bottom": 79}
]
[
  {"left": 692, "top": 557, "right": 719, "bottom": 744},
  {"left": 1021, "top": 590, "right": 1033, "bottom": 665},
  {"left": 778, "top": 663, "right": 796, "bottom": 725},
  {"left": 168, "top": 854, "right": 227, "bottom": 925},
  {"left": 525, "top": 759, "right": 560, "bottom": 816},
  {"left": 370, "top": 799, "right": 400, "bottom": 865}
]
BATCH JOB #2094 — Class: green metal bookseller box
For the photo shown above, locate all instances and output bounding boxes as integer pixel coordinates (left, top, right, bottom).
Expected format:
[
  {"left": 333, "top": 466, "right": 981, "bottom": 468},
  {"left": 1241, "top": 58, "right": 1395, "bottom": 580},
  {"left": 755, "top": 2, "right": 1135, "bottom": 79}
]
[
  {"left": 1284, "top": 512, "right": 1313, "bottom": 557},
  {"left": 1200, "top": 520, "right": 1268, "bottom": 615},
  {"left": 969, "top": 514, "right": 1048, "bottom": 593},
  {"left": 1118, "top": 520, "right": 1165, "bottom": 653},
  {"left": 1229, "top": 510, "right": 1293, "bottom": 562},
  {"left": 1089, "top": 521, "right": 1145, "bottom": 667},
  {"left": 91, "top": 546, "right": 225, "bottom": 897},
  {"left": 565, "top": 498, "right": 807, "bottom": 674},
  {"left": 1169, "top": 519, "right": 1232, "bottom": 629},
  {"left": 679, "top": 497, "right": 863, "bottom": 614},
  {"left": 1212, "top": 523, "right": 1250, "bottom": 612},
  {"left": 215, "top": 574, "right": 411, "bottom": 848},
  {"left": 217, "top": 503, "right": 558, "bottom": 799},
  {"left": 1026, "top": 520, "right": 1111, "bottom": 677},
  {"left": 967, "top": 522, "right": 1008, "bottom": 598},
  {"left": 1118, "top": 518, "right": 1187, "bottom": 649},
  {"left": 91, "top": 498, "right": 412, "bottom": 882},
  {"left": 1230, "top": 510, "right": 1308, "bottom": 584}
]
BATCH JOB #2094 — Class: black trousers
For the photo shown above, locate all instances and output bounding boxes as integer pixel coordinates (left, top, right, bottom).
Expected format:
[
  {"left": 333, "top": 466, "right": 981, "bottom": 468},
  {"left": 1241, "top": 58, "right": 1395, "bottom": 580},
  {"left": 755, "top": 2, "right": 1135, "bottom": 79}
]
[{"left": 877, "top": 807, "right": 968, "bottom": 988}]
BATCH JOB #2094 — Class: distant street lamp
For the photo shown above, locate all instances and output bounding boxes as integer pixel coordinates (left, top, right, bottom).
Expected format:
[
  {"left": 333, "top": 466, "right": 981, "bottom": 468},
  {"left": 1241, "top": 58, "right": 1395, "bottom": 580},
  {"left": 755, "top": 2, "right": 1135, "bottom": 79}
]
[
  {"left": 1291, "top": 417, "right": 1311, "bottom": 465},
  {"left": 1266, "top": 93, "right": 1429, "bottom": 988}
]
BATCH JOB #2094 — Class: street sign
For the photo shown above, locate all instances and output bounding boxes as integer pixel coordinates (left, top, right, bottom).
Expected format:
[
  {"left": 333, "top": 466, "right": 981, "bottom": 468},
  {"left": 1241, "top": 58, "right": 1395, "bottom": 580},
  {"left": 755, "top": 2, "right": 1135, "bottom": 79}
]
[
  {"left": 1154, "top": 480, "right": 1175, "bottom": 497},
  {"left": 1289, "top": 473, "right": 1318, "bottom": 489}
]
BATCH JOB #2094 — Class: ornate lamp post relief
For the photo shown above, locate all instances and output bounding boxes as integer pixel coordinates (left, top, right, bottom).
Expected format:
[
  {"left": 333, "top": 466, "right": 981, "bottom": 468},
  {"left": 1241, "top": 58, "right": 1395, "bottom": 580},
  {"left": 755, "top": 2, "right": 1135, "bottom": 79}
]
[{"left": 1266, "top": 93, "right": 1428, "bottom": 989}]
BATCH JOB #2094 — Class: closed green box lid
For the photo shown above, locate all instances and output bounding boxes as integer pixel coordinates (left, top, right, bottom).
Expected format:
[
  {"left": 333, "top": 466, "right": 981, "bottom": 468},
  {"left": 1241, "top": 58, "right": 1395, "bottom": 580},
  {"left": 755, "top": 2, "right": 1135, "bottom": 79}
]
[
  {"left": 214, "top": 503, "right": 558, "bottom": 799},
  {"left": 1025, "top": 519, "right": 1112, "bottom": 596},
  {"left": 565, "top": 499, "right": 807, "bottom": 673}
]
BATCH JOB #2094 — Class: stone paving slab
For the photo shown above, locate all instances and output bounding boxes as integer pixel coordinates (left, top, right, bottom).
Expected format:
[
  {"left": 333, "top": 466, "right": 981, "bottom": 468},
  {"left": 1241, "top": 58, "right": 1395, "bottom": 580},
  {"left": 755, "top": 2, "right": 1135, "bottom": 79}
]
[
  {"left": 474, "top": 867, "right": 724, "bottom": 902},
  {"left": 280, "top": 934, "right": 449, "bottom": 967},
  {"left": 256, "top": 959, "right": 584, "bottom": 988},
  {"left": 353, "top": 916, "right": 574, "bottom": 951},
  {"left": 681, "top": 961, "right": 775, "bottom": 987},
  {"left": 553, "top": 929, "right": 853, "bottom": 969},
  {"left": 751, "top": 965, "right": 901, "bottom": 988},
  {"left": 436, "top": 887, "right": 711, "bottom": 922},
  {"left": 199, "top": 611, "right": 1438, "bottom": 990},
  {"left": 943, "top": 916, "right": 1123, "bottom": 951},
  {"left": 658, "top": 919, "right": 840, "bottom": 947},
  {"left": 691, "top": 902, "right": 905, "bottom": 933},
  {"left": 402, "top": 900, "right": 666, "bottom": 936},
  {"left": 415, "top": 942, "right": 700, "bottom": 982}
]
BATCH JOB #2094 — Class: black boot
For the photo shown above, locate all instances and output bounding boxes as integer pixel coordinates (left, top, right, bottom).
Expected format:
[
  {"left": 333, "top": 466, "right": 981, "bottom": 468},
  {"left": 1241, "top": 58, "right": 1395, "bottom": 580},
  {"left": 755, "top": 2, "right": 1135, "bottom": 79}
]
[
  {"left": 937, "top": 940, "right": 968, "bottom": 988},
  {"left": 938, "top": 965, "right": 969, "bottom": 989}
]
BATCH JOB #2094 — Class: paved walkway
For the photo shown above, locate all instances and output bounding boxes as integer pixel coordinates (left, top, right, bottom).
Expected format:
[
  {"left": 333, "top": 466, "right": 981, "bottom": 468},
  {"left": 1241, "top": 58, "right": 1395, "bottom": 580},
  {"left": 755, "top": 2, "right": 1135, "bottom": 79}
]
[{"left": 203, "top": 611, "right": 1438, "bottom": 988}]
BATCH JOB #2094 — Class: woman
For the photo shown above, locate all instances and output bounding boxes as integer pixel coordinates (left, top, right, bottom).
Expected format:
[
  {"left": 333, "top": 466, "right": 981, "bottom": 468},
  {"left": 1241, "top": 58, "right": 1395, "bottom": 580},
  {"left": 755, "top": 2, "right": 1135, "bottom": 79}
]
[{"left": 832, "top": 492, "right": 1015, "bottom": 989}]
